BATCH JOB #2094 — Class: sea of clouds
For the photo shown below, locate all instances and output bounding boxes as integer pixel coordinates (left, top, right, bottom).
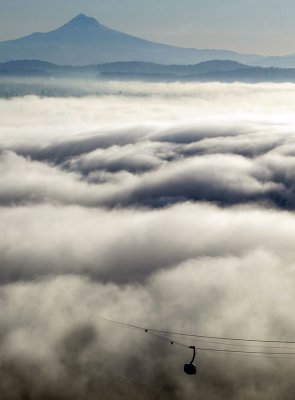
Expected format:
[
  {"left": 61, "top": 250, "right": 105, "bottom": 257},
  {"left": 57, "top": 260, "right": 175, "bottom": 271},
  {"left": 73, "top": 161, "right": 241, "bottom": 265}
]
[{"left": 1, "top": 81, "right": 295, "bottom": 399}]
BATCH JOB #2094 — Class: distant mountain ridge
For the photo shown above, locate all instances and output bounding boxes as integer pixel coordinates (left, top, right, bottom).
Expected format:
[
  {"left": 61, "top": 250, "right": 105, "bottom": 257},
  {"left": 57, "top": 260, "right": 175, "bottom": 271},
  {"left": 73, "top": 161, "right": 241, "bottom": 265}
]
[
  {"left": 0, "top": 14, "right": 265, "bottom": 66},
  {"left": 1, "top": 15, "right": 295, "bottom": 67},
  {"left": 2, "top": 59, "right": 295, "bottom": 83}
]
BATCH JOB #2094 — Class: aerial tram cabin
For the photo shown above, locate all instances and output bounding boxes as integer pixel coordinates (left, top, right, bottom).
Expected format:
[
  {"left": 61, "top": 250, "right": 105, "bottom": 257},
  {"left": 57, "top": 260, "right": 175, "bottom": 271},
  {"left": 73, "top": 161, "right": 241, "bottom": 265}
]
[{"left": 184, "top": 346, "right": 197, "bottom": 375}]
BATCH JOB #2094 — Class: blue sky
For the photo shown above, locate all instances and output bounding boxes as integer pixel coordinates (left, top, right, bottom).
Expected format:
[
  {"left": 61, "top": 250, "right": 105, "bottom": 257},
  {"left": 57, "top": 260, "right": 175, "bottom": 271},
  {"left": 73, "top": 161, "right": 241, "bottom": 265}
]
[{"left": 1, "top": 0, "right": 295, "bottom": 55}]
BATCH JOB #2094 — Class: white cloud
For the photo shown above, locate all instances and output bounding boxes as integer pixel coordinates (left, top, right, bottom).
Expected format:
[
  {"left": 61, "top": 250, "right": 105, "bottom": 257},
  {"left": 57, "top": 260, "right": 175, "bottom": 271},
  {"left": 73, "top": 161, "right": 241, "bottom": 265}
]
[{"left": 1, "top": 81, "right": 295, "bottom": 399}]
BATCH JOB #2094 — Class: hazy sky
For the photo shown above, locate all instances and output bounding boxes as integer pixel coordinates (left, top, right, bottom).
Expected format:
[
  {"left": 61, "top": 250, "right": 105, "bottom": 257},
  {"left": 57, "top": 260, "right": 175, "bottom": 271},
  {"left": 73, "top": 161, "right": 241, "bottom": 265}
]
[{"left": 0, "top": 0, "right": 295, "bottom": 55}]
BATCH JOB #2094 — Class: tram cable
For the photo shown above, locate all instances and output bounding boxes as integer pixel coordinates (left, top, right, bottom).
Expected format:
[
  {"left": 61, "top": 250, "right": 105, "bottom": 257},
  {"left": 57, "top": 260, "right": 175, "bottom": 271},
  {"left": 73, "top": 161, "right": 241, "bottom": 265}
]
[{"left": 95, "top": 315, "right": 295, "bottom": 373}]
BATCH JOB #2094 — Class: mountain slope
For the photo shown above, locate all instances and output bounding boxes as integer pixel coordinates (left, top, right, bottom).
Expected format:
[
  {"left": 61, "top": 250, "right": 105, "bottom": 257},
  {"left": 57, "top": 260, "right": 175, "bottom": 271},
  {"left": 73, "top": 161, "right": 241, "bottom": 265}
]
[{"left": 0, "top": 14, "right": 261, "bottom": 66}]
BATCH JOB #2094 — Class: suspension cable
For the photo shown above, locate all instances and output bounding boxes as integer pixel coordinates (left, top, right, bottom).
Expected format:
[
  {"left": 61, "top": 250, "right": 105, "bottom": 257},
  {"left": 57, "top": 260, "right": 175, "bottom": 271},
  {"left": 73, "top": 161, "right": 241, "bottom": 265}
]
[{"left": 96, "top": 315, "right": 295, "bottom": 359}]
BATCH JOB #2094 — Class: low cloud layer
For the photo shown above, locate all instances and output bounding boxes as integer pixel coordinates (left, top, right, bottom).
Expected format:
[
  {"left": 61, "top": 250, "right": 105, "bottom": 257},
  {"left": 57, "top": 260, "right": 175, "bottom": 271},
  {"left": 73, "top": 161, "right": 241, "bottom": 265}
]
[
  {"left": 1, "top": 81, "right": 295, "bottom": 399},
  {"left": 1, "top": 82, "right": 295, "bottom": 210}
]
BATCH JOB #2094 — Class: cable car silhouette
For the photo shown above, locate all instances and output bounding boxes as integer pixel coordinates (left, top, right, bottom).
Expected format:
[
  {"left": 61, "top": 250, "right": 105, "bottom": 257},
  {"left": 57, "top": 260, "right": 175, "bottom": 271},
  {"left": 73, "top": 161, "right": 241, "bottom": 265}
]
[{"left": 184, "top": 346, "right": 197, "bottom": 375}]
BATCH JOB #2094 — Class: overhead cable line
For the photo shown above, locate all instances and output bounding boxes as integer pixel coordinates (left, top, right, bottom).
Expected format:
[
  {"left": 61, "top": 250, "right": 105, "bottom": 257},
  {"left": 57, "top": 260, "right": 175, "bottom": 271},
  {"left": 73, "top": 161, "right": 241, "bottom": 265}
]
[
  {"left": 97, "top": 315, "right": 295, "bottom": 357},
  {"left": 173, "top": 336, "right": 295, "bottom": 350},
  {"left": 98, "top": 316, "right": 295, "bottom": 345},
  {"left": 91, "top": 315, "right": 295, "bottom": 371}
]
